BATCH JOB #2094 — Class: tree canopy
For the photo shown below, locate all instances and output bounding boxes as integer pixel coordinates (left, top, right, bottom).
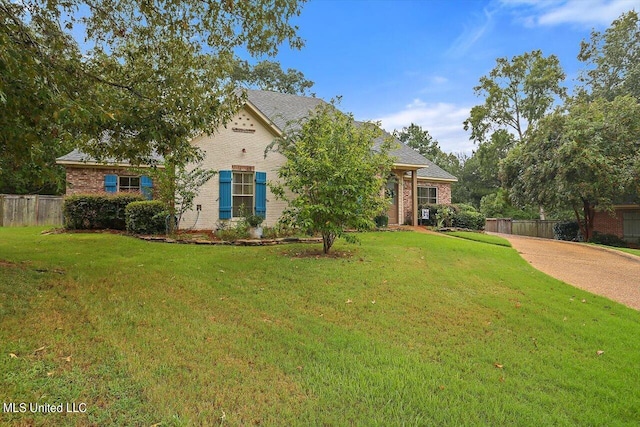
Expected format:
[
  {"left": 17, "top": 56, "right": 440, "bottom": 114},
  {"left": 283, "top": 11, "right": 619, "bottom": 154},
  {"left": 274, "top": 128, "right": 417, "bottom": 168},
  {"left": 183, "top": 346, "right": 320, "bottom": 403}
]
[
  {"left": 0, "top": 0, "right": 306, "bottom": 194},
  {"left": 464, "top": 50, "right": 567, "bottom": 146},
  {"left": 502, "top": 96, "right": 640, "bottom": 240},
  {"left": 268, "top": 102, "right": 394, "bottom": 254},
  {"left": 232, "top": 59, "right": 314, "bottom": 95},
  {"left": 462, "top": 50, "right": 567, "bottom": 215},
  {"left": 394, "top": 123, "right": 459, "bottom": 173},
  {"left": 578, "top": 10, "right": 640, "bottom": 101}
]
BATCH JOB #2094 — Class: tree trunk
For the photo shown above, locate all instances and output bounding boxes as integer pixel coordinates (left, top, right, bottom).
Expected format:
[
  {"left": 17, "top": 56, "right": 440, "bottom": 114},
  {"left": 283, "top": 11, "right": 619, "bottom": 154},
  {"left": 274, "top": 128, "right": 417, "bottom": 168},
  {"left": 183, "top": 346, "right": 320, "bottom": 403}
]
[
  {"left": 322, "top": 232, "right": 335, "bottom": 254},
  {"left": 166, "top": 160, "right": 177, "bottom": 235},
  {"left": 577, "top": 198, "right": 596, "bottom": 242},
  {"left": 539, "top": 206, "right": 546, "bottom": 220}
]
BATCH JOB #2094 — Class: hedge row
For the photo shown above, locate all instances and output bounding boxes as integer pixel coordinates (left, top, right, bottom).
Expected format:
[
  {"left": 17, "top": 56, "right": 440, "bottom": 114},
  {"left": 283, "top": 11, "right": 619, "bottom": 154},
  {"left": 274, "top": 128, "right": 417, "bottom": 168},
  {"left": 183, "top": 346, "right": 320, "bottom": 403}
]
[
  {"left": 418, "top": 204, "right": 485, "bottom": 230},
  {"left": 64, "top": 194, "right": 144, "bottom": 230},
  {"left": 125, "top": 201, "right": 167, "bottom": 234},
  {"left": 64, "top": 195, "right": 166, "bottom": 234}
]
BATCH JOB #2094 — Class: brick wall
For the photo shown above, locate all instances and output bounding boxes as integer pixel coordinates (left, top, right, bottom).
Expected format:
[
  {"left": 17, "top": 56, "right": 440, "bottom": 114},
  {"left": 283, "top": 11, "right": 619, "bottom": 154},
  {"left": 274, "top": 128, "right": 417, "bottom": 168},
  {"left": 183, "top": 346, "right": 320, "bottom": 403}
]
[
  {"left": 593, "top": 210, "right": 624, "bottom": 238},
  {"left": 402, "top": 179, "right": 453, "bottom": 224},
  {"left": 65, "top": 166, "right": 127, "bottom": 195}
]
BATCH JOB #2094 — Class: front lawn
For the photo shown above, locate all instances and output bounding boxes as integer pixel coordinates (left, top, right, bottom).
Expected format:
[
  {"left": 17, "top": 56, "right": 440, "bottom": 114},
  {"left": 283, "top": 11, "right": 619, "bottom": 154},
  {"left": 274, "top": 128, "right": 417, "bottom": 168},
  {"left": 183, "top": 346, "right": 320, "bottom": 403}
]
[{"left": 1, "top": 228, "right": 639, "bottom": 426}]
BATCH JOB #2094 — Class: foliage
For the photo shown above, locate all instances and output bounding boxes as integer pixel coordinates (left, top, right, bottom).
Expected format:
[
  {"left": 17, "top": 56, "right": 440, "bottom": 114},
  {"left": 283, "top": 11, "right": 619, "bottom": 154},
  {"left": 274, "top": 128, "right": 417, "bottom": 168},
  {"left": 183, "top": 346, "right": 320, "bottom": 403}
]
[
  {"left": 232, "top": 59, "right": 314, "bottom": 95},
  {"left": 553, "top": 221, "right": 582, "bottom": 242},
  {"left": 590, "top": 232, "right": 628, "bottom": 248},
  {"left": 374, "top": 215, "right": 389, "bottom": 228},
  {"left": 215, "top": 220, "right": 250, "bottom": 241},
  {"left": 480, "top": 189, "right": 539, "bottom": 219},
  {"left": 463, "top": 50, "right": 567, "bottom": 214},
  {"left": 421, "top": 203, "right": 484, "bottom": 230},
  {"left": 124, "top": 201, "right": 166, "bottom": 235},
  {"left": 452, "top": 210, "right": 485, "bottom": 230},
  {"left": 464, "top": 50, "right": 567, "bottom": 145},
  {"left": 1, "top": 0, "right": 305, "bottom": 198},
  {"left": 0, "top": 1, "right": 82, "bottom": 194},
  {"left": 578, "top": 11, "right": 640, "bottom": 101},
  {"left": 268, "top": 102, "right": 394, "bottom": 253},
  {"left": 435, "top": 205, "right": 454, "bottom": 228},
  {"left": 394, "top": 123, "right": 460, "bottom": 172},
  {"left": 63, "top": 193, "right": 143, "bottom": 230},
  {"left": 139, "top": 162, "right": 216, "bottom": 233},
  {"left": 245, "top": 214, "right": 264, "bottom": 228},
  {"left": 503, "top": 95, "right": 640, "bottom": 241}
]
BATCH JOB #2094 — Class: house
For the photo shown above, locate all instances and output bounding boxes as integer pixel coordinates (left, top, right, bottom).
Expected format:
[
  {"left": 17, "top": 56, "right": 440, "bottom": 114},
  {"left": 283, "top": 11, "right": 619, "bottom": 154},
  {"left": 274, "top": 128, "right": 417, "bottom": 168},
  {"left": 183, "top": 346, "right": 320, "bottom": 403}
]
[
  {"left": 593, "top": 204, "right": 640, "bottom": 244},
  {"left": 57, "top": 90, "right": 458, "bottom": 229}
]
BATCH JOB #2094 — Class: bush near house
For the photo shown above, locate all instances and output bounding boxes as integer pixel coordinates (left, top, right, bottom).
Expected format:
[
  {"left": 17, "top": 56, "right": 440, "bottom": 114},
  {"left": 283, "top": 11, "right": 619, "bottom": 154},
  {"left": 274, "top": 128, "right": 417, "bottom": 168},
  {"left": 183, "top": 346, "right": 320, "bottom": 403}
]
[
  {"left": 125, "top": 201, "right": 167, "bottom": 235},
  {"left": 590, "top": 231, "right": 628, "bottom": 248},
  {"left": 64, "top": 194, "right": 144, "bottom": 230},
  {"left": 553, "top": 221, "right": 582, "bottom": 241},
  {"left": 419, "top": 204, "right": 485, "bottom": 230}
]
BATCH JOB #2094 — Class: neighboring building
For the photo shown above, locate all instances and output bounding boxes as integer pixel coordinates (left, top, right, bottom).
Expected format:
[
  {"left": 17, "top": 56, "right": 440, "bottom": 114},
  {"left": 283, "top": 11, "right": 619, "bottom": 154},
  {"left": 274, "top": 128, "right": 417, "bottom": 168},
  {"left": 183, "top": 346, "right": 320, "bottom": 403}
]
[
  {"left": 57, "top": 90, "right": 458, "bottom": 229},
  {"left": 593, "top": 204, "right": 640, "bottom": 243}
]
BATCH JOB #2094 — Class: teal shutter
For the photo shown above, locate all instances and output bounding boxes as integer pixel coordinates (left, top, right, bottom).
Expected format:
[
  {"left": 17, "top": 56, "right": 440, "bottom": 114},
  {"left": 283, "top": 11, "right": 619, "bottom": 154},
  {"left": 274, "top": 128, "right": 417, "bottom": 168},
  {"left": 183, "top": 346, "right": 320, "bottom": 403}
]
[
  {"left": 219, "top": 170, "right": 232, "bottom": 219},
  {"left": 141, "top": 175, "right": 153, "bottom": 200},
  {"left": 104, "top": 175, "right": 117, "bottom": 193},
  {"left": 255, "top": 172, "right": 266, "bottom": 218}
]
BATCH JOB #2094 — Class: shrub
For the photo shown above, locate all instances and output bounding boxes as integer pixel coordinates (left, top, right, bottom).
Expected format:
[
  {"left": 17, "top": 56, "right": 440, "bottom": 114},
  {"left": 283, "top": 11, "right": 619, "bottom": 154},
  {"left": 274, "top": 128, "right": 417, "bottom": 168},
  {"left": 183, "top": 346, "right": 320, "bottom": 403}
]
[
  {"left": 374, "top": 215, "right": 389, "bottom": 228},
  {"left": 125, "top": 201, "right": 167, "bottom": 235},
  {"left": 590, "top": 232, "right": 628, "bottom": 247},
  {"left": 453, "top": 211, "right": 485, "bottom": 230},
  {"left": 553, "top": 221, "right": 581, "bottom": 241},
  {"left": 64, "top": 194, "right": 144, "bottom": 230},
  {"left": 418, "top": 204, "right": 442, "bottom": 226},
  {"left": 215, "top": 219, "right": 249, "bottom": 241},
  {"left": 245, "top": 214, "right": 264, "bottom": 228}
]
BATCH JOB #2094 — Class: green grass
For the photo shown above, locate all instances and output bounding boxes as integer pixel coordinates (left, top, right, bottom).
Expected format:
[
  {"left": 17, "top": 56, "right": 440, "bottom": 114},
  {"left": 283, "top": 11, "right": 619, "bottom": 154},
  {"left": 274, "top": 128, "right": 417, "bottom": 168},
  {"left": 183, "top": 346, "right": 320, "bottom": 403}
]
[
  {"left": 1, "top": 227, "right": 639, "bottom": 426},
  {"left": 446, "top": 230, "right": 512, "bottom": 247},
  {"left": 593, "top": 244, "right": 640, "bottom": 257}
]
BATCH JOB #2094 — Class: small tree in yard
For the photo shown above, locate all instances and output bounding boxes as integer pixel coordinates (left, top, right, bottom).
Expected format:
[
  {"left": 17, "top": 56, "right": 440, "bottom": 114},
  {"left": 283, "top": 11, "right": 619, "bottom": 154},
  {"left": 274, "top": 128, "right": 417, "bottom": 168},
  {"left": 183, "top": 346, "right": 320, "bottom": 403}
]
[
  {"left": 268, "top": 103, "right": 394, "bottom": 254},
  {"left": 140, "top": 161, "right": 216, "bottom": 233}
]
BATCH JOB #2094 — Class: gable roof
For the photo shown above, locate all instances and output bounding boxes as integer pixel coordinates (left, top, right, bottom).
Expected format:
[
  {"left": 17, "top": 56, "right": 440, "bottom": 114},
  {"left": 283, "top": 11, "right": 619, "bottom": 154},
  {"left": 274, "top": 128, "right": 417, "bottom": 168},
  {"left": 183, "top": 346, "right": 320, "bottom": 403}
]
[
  {"left": 245, "top": 90, "right": 457, "bottom": 182},
  {"left": 56, "top": 148, "right": 164, "bottom": 167},
  {"left": 56, "top": 89, "right": 457, "bottom": 181},
  {"left": 245, "top": 89, "right": 325, "bottom": 132}
]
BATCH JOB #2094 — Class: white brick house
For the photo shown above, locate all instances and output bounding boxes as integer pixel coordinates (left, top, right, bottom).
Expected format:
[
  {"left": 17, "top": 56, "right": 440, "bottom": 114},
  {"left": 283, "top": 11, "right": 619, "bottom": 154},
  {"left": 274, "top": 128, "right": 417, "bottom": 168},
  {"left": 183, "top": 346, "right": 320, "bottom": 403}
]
[{"left": 57, "top": 90, "right": 458, "bottom": 229}]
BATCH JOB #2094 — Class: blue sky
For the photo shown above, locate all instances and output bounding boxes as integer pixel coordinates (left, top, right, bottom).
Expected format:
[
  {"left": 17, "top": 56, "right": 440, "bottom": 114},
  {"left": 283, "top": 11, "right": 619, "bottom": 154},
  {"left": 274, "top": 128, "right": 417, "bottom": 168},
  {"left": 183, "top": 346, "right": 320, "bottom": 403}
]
[{"left": 258, "top": 0, "right": 640, "bottom": 154}]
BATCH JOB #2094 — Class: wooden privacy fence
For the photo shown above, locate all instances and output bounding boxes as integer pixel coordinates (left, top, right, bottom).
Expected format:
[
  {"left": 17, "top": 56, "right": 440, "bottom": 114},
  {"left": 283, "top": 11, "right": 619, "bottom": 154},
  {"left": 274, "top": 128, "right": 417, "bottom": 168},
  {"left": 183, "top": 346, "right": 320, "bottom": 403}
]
[
  {"left": 485, "top": 218, "right": 561, "bottom": 239},
  {"left": 0, "top": 195, "right": 63, "bottom": 227}
]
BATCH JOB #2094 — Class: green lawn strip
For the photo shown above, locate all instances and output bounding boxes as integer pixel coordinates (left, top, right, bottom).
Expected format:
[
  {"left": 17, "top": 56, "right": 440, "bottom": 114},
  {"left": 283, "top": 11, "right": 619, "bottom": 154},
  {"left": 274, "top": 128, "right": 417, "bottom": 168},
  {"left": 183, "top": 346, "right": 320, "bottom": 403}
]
[
  {"left": 592, "top": 244, "right": 640, "bottom": 257},
  {"left": 1, "top": 228, "right": 639, "bottom": 425},
  {"left": 445, "top": 230, "right": 512, "bottom": 247}
]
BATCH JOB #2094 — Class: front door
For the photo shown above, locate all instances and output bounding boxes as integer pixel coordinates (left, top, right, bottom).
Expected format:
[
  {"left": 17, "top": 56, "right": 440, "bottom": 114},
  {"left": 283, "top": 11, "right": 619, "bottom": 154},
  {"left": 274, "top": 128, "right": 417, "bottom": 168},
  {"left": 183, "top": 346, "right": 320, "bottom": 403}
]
[{"left": 386, "top": 179, "right": 398, "bottom": 225}]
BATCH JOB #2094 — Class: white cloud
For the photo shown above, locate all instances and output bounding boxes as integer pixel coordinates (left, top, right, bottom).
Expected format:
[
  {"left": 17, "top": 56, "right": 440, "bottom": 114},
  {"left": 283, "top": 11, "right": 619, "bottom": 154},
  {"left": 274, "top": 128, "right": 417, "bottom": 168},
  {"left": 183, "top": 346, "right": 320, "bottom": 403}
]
[
  {"left": 447, "top": 8, "right": 497, "bottom": 57},
  {"left": 376, "top": 99, "right": 475, "bottom": 154},
  {"left": 502, "top": 0, "right": 640, "bottom": 27}
]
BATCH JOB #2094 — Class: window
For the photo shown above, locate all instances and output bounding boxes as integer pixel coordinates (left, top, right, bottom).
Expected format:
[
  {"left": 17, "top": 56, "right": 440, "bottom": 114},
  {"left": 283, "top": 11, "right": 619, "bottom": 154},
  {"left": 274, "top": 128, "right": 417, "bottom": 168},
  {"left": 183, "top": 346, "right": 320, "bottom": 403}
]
[
  {"left": 418, "top": 186, "right": 437, "bottom": 206},
  {"left": 104, "top": 174, "right": 152, "bottom": 199},
  {"left": 219, "top": 170, "right": 266, "bottom": 220},
  {"left": 232, "top": 172, "right": 254, "bottom": 217},
  {"left": 119, "top": 176, "right": 140, "bottom": 192}
]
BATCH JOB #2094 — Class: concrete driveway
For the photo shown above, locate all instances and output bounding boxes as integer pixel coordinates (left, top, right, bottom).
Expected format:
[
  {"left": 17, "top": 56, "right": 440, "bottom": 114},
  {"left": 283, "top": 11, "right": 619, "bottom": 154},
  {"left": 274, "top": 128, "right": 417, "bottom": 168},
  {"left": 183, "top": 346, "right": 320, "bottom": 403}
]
[{"left": 494, "top": 233, "right": 640, "bottom": 310}]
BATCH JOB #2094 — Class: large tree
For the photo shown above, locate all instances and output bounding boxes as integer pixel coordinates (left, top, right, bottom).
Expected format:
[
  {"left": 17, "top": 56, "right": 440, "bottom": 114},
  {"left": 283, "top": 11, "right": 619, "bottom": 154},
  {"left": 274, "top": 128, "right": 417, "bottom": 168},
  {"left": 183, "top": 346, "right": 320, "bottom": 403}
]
[
  {"left": 464, "top": 50, "right": 567, "bottom": 145},
  {"left": 578, "top": 10, "right": 640, "bottom": 101},
  {"left": 268, "top": 103, "right": 394, "bottom": 254},
  {"left": 0, "top": 0, "right": 306, "bottom": 197},
  {"left": 232, "top": 59, "right": 314, "bottom": 95},
  {"left": 502, "top": 96, "right": 640, "bottom": 241},
  {"left": 464, "top": 50, "right": 567, "bottom": 216},
  {"left": 393, "top": 123, "right": 459, "bottom": 172}
]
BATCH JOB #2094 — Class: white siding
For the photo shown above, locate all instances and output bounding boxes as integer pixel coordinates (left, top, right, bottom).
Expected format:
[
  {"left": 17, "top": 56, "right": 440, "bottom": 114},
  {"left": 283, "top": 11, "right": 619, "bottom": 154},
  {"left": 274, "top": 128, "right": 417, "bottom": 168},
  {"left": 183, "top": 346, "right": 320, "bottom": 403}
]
[{"left": 180, "top": 108, "right": 290, "bottom": 230}]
